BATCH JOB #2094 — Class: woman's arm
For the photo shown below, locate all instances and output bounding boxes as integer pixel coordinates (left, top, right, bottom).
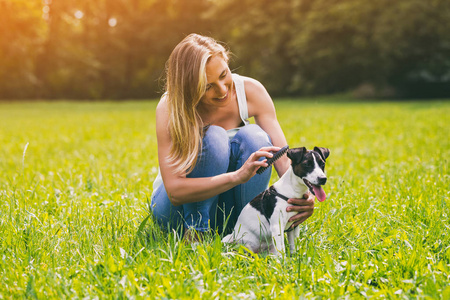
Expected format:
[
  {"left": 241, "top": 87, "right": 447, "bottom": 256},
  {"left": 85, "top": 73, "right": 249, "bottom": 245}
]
[
  {"left": 244, "top": 77, "right": 291, "bottom": 177},
  {"left": 244, "top": 77, "right": 316, "bottom": 226},
  {"left": 155, "top": 99, "right": 279, "bottom": 206}
]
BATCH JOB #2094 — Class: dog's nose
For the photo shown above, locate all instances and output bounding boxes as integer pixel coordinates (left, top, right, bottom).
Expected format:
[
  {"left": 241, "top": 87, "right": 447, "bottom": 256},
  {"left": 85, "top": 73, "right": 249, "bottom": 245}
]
[{"left": 318, "top": 177, "right": 327, "bottom": 185}]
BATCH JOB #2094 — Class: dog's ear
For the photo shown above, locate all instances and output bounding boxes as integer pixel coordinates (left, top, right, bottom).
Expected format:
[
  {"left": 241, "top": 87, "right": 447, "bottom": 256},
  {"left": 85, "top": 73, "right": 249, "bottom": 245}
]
[
  {"left": 287, "top": 147, "right": 307, "bottom": 164},
  {"left": 314, "top": 147, "right": 330, "bottom": 161}
]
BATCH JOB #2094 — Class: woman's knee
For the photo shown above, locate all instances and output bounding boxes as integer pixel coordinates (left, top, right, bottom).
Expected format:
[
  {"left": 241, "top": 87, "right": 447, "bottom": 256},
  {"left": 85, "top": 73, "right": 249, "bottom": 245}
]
[
  {"left": 203, "top": 125, "right": 229, "bottom": 149},
  {"left": 189, "top": 125, "right": 230, "bottom": 177},
  {"left": 233, "top": 124, "right": 272, "bottom": 151}
]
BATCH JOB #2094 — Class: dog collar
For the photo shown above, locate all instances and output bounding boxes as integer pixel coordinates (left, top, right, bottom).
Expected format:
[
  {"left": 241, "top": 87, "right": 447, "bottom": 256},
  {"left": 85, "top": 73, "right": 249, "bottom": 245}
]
[{"left": 268, "top": 186, "right": 290, "bottom": 201}]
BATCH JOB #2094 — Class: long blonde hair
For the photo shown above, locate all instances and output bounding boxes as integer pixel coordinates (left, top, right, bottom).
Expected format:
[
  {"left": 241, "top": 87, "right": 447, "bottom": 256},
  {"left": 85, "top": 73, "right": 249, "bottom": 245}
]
[{"left": 165, "top": 34, "right": 230, "bottom": 175}]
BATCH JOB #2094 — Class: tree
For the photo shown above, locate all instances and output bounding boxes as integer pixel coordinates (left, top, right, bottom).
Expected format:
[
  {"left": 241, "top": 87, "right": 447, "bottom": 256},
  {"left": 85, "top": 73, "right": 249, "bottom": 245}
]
[
  {"left": 0, "top": 0, "right": 44, "bottom": 98},
  {"left": 1, "top": 0, "right": 449, "bottom": 99}
]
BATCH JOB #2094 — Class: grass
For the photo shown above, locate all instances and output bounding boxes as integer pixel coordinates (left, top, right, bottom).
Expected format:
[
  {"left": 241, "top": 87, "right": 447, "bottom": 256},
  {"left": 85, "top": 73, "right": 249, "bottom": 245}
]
[{"left": 0, "top": 99, "right": 448, "bottom": 299}]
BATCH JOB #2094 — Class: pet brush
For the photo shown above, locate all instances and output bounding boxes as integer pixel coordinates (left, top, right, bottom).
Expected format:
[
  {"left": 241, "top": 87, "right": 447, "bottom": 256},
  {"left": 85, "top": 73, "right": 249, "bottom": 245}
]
[{"left": 256, "top": 145, "right": 289, "bottom": 174}]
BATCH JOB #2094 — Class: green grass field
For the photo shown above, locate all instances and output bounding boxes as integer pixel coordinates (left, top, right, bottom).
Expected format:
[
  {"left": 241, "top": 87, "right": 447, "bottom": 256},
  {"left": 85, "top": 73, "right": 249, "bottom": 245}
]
[{"left": 0, "top": 99, "right": 449, "bottom": 299}]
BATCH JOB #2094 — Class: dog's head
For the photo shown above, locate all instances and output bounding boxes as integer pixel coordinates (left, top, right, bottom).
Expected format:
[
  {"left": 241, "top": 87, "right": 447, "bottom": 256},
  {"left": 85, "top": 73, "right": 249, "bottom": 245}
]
[{"left": 287, "top": 147, "right": 330, "bottom": 202}]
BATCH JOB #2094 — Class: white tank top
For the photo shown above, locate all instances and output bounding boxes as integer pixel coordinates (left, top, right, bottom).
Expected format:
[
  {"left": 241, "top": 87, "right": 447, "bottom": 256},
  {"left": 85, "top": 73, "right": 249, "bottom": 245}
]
[
  {"left": 227, "top": 73, "right": 250, "bottom": 138},
  {"left": 152, "top": 73, "right": 249, "bottom": 193}
]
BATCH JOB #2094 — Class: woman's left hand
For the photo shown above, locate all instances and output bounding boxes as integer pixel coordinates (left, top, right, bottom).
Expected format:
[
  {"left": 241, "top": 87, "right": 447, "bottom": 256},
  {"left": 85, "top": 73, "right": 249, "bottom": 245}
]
[{"left": 286, "top": 193, "right": 315, "bottom": 227}]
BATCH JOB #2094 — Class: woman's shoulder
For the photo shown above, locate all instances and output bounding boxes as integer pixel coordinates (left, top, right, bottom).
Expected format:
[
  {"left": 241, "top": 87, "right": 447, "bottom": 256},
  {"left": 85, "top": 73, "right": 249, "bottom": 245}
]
[
  {"left": 236, "top": 75, "right": 263, "bottom": 88},
  {"left": 156, "top": 93, "right": 170, "bottom": 128},
  {"left": 238, "top": 75, "right": 274, "bottom": 118},
  {"left": 156, "top": 93, "right": 169, "bottom": 112},
  {"left": 237, "top": 75, "right": 270, "bottom": 102},
  {"left": 236, "top": 75, "right": 268, "bottom": 99}
]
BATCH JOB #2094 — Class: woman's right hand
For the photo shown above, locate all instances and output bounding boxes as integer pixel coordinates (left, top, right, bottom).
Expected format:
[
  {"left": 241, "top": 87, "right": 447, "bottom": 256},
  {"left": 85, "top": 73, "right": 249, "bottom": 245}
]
[{"left": 235, "top": 146, "right": 281, "bottom": 184}]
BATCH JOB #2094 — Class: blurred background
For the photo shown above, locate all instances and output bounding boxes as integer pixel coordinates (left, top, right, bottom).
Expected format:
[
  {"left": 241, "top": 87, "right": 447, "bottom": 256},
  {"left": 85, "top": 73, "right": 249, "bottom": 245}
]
[{"left": 1, "top": 0, "right": 450, "bottom": 100}]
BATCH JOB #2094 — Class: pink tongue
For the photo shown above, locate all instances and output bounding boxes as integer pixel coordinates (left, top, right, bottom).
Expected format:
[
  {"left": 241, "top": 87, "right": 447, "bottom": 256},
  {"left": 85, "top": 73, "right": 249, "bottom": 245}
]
[{"left": 312, "top": 185, "right": 326, "bottom": 202}]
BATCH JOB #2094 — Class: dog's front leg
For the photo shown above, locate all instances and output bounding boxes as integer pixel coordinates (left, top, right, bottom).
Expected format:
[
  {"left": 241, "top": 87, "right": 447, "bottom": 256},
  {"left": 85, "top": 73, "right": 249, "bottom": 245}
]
[
  {"left": 270, "top": 223, "right": 285, "bottom": 256},
  {"left": 286, "top": 229, "right": 295, "bottom": 254},
  {"left": 287, "top": 225, "right": 300, "bottom": 254}
]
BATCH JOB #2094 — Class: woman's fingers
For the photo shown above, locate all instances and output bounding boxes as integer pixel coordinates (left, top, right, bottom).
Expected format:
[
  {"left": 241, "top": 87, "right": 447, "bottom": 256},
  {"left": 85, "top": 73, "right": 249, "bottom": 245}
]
[
  {"left": 258, "top": 146, "right": 281, "bottom": 153},
  {"left": 251, "top": 146, "right": 281, "bottom": 163},
  {"left": 236, "top": 146, "right": 281, "bottom": 183},
  {"left": 287, "top": 193, "right": 315, "bottom": 226}
]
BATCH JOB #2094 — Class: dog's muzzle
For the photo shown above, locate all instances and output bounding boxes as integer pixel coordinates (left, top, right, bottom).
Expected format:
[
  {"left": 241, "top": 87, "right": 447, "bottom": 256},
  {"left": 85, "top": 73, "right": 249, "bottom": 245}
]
[{"left": 303, "top": 178, "right": 327, "bottom": 202}]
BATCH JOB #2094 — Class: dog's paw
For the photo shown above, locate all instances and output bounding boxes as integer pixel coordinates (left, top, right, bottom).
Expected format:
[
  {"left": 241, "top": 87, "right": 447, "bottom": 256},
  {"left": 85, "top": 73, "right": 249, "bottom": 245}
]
[{"left": 221, "top": 234, "right": 234, "bottom": 243}]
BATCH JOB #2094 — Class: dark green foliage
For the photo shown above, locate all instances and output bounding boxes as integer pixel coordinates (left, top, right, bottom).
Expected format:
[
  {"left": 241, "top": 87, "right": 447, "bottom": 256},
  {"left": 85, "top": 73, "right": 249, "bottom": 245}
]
[{"left": 1, "top": 0, "right": 449, "bottom": 99}]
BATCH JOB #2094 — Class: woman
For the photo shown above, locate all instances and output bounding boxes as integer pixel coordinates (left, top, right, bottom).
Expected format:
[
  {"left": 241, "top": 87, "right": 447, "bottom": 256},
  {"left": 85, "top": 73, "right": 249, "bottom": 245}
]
[{"left": 151, "top": 34, "right": 314, "bottom": 238}]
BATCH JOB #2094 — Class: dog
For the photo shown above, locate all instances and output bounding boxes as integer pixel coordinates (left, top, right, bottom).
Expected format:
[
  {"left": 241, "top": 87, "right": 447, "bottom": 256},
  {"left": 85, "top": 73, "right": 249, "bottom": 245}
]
[{"left": 222, "top": 146, "right": 330, "bottom": 255}]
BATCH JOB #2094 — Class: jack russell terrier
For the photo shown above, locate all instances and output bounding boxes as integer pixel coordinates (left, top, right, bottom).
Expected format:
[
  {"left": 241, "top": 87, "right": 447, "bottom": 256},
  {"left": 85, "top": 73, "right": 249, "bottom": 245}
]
[{"left": 222, "top": 146, "right": 330, "bottom": 255}]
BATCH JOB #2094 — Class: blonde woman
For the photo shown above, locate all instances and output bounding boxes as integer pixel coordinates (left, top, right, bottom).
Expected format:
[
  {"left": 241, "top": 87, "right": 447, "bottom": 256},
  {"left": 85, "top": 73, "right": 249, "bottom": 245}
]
[{"left": 151, "top": 34, "right": 314, "bottom": 238}]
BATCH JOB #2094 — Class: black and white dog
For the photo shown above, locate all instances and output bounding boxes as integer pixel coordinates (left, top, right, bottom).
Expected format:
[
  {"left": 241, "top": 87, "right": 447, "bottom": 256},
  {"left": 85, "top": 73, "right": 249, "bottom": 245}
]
[{"left": 222, "top": 147, "right": 330, "bottom": 255}]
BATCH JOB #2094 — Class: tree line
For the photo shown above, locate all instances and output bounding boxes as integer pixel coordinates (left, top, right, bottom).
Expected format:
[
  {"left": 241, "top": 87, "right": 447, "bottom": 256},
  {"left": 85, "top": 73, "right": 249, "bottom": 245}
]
[{"left": 1, "top": 0, "right": 449, "bottom": 100}]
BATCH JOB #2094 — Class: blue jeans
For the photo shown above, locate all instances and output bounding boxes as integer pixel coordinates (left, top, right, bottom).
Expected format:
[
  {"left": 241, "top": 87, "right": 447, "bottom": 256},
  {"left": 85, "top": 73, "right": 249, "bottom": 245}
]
[{"left": 151, "top": 124, "right": 272, "bottom": 233}]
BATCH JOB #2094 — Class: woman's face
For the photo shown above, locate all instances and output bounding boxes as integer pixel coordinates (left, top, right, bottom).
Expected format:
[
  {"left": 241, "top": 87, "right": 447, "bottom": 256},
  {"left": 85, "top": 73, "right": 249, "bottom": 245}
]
[{"left": 199, "top": 55, "right": 233, "bottom": 108}]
